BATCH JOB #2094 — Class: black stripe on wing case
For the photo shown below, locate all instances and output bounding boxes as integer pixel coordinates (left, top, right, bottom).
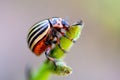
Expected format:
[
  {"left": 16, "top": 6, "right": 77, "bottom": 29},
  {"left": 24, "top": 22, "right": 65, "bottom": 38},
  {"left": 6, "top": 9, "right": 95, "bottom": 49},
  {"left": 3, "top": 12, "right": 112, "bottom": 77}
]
[
  {"left": 29, "top": 24, "right": 49, "bottom": 48},
  {"left": 27, "top": 21, "right": 44, "bottom": 38},
  {"left": 28, "top": 21, "right": 49, "bottom": 44},
  {"left": 27, "top": 26, "right": 43, "bottom": 44}
]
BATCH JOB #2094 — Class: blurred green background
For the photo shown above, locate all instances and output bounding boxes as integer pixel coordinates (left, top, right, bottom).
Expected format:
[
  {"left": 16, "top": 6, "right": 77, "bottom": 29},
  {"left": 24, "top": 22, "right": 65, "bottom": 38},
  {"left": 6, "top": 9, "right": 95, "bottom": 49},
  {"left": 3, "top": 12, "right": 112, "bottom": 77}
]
[{"left": 0, "top": 0, "right": 120, "bottom": 80}]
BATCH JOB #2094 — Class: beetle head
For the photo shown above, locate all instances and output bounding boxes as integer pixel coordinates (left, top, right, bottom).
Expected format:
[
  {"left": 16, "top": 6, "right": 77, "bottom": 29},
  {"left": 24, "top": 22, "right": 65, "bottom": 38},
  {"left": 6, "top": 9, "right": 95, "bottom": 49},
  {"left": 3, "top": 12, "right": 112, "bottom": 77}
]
[
  {"left": 61, "top": 19, "right": 70, "bottom": 28},
  {"left": 50, "top": 17, "right": 70, "bottom": 29}
]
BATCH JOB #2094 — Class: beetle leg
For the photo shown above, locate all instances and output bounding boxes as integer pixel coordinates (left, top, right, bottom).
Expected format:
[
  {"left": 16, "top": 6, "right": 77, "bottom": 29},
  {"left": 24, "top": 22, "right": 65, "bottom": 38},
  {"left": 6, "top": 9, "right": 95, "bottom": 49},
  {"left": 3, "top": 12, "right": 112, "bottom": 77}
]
[
  {"left": 58, "top": 44, "right": 66, "bottom": 53},
  {"left": 45, "top": 47, "right": 57, "bottom": 67},
  {"left": 51, "top": 40, "right": 66, "bottom": 53},
  {"left": 58, "top": 30, "right": 76, "bottom": 43},
  {"left": 63, "top": 34, "right": 76, "bottom": 43},
  {"left": 53, "top": 35, "right": 67, "bottom": 53}
]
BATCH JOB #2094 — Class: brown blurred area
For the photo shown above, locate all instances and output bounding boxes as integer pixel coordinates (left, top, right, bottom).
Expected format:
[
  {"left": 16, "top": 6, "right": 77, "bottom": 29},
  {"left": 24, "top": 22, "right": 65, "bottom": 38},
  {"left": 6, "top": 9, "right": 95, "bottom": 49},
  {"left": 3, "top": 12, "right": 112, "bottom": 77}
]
[{"left": 0, "top": 0, "right": 120, "bottom": 80}]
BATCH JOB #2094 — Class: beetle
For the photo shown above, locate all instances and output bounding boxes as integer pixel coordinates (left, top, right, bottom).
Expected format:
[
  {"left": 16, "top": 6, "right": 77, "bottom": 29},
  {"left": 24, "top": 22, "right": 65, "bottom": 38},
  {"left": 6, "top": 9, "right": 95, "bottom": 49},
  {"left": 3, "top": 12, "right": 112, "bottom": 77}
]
[{"left": 27, "top": 17, "right": 74, "bottom": 64}]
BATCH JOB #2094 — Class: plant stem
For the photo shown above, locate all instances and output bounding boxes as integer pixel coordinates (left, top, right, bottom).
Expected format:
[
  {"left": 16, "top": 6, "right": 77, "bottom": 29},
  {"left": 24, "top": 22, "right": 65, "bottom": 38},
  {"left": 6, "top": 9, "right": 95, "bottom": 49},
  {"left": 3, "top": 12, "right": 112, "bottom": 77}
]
[
  {"left": 30, "top": 21, "right": 84, "bottom": 80},
  {"left": 32, "top": 61, "right": 52, "bottom": 80}
]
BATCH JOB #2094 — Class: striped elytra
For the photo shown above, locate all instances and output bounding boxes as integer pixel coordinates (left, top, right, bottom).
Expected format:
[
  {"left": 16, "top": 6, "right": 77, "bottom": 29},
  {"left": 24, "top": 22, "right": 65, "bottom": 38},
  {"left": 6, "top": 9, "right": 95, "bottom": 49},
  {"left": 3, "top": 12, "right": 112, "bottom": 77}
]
[
  {"left": 27, "top": 20, "right": 51, "bottom": 55},
  {"left": 27, "top": 17, "right": 70, "bottom": 56},
  {"left": 28, "top": 20, "right": 49, "bottom": 48}
]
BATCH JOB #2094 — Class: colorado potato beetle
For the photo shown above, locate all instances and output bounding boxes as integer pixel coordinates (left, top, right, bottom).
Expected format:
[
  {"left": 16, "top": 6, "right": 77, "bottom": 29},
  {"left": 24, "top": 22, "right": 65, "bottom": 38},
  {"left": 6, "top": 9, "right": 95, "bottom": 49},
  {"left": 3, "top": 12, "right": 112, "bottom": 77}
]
[{"left": 27, "top": 17, "right": 74, "bottom": 64}]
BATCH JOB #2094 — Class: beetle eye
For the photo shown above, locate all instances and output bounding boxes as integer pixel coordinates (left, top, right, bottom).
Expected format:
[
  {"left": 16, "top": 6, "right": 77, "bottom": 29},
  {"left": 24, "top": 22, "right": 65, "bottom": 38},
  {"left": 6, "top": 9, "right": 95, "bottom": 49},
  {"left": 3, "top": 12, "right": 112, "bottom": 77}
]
[{"left": 62, "top": 20, "right": 69, "bottom": 27}]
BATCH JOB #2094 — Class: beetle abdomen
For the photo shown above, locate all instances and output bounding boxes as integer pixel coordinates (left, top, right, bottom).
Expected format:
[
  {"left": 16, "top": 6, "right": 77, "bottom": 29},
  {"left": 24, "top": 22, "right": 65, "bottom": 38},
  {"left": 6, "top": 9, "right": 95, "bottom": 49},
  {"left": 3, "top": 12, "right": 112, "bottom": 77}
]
[
  {"left": 27, "top": 20, "right": 50, "bottom": 52},
  {"left": 33, "top": 35, "right": 51, "bottom": 55}
]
